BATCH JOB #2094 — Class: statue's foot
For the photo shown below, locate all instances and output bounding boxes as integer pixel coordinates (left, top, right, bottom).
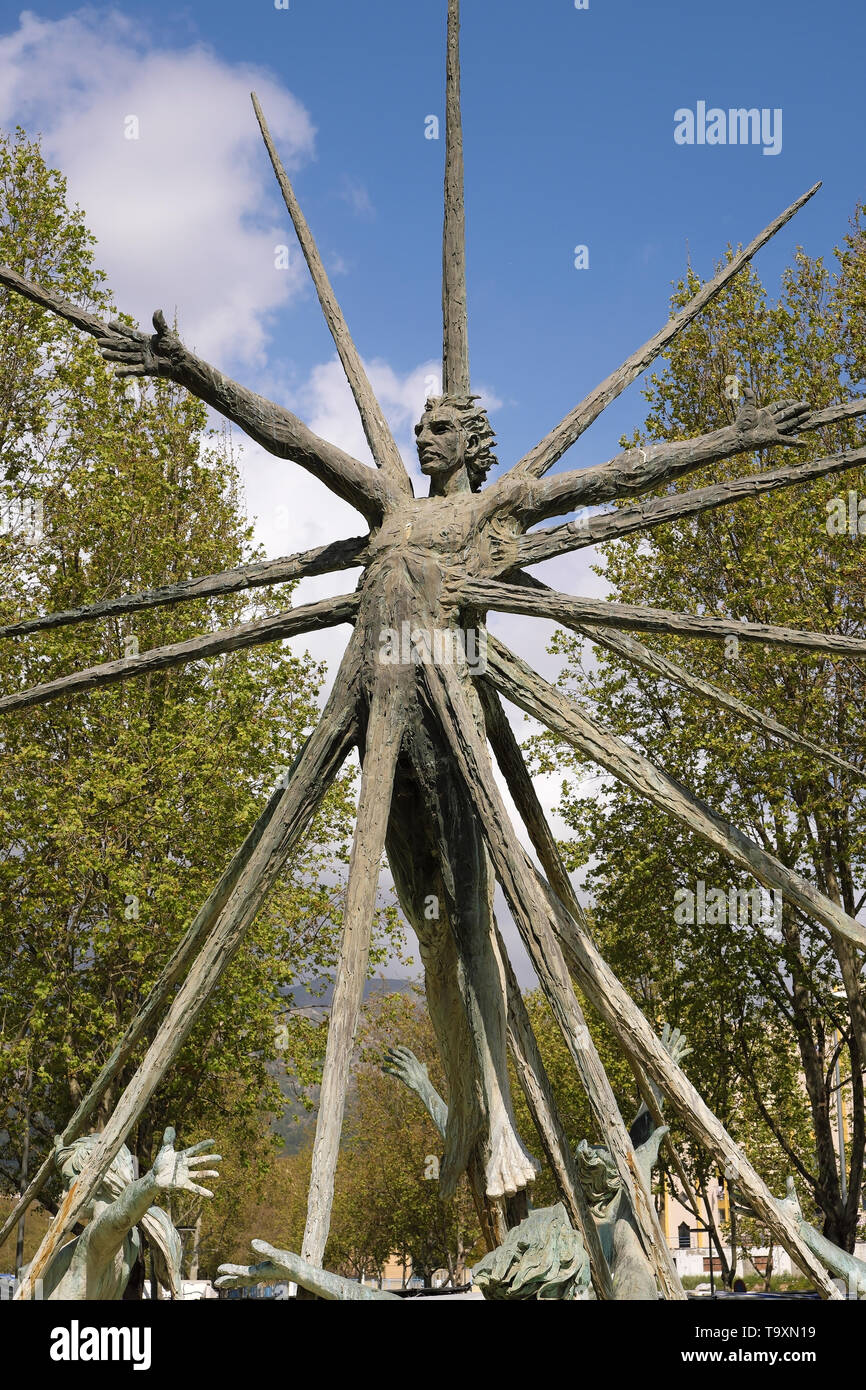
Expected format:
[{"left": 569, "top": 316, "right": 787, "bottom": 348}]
[{"left": 484, "top": 1115, "right": 538, "bottom": 1199}]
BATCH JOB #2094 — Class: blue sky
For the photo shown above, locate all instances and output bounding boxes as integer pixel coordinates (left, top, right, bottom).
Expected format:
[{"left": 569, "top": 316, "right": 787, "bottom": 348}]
[
  {"left": 1, "top": 0, "right": 863, "bottom": 980},
  {"left": 2, "top": 0, "right": 862, "bottom": 483}
]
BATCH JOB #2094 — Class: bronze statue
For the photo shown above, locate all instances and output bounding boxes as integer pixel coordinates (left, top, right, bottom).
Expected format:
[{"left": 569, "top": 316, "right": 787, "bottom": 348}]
[
  {"left": 4, "top": 0, "right": 865, "bottom": 1300},
  {"left": 33, "top": 1127, "right": 220, "bottom": 1300},
  {"left": 216, "top": 1028, "right": 687, "bottom": 1301}
]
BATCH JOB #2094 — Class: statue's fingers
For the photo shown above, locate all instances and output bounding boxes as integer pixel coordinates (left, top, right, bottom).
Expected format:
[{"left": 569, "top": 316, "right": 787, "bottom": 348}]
[
  {"left": 185, "top": 1181, "right": 214, "bottom": 1198},
  {"left": 114, "top": 365, "right": 148, "bottom": 378},
  {"left": 251, "top": 1239, "right": 287, "bottom": 1262},
  {"left": 188, "top": 1152, "right": 222, "bottom": 1164},
  {"left": 153, "top": 308, "right": 168, "bottom": 335},
  {"left": 185, "top": 1139, "right": 216, "bottom": 1155},
  {"left": 217, "top": 1260, "right": 281, "bottom": 1287},
  {"left": 160, "top": 1126, "right": 176, "bottom": 1149},
  {"left": 189, "top": 1169, "right": 220, "bottom": 1180},
  {"left": 107, "top": 318, "right": 138, "bottom": 337},
  {"left": 100, "top": 349, "right": 140, "bottom": 363}
]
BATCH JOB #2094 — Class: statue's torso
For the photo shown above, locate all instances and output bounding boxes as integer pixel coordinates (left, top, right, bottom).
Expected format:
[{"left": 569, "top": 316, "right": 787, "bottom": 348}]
[{"left": 45, "top": 1227, "right": 140, "bottom": 1301}]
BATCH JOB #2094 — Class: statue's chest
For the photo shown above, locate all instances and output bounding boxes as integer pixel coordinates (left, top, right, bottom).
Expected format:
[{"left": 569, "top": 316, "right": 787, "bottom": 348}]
[{"left": 376, "top": 497, "right": 478, "bottom": 555}]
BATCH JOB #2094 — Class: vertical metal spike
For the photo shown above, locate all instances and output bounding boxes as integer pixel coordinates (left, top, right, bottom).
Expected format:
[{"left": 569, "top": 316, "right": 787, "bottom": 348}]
[
  {"left": 252, "top": 94, "right": 412, "bottom": 500},
  {"left": 442, "top": 0, "right": 470, "bottom": 397}
]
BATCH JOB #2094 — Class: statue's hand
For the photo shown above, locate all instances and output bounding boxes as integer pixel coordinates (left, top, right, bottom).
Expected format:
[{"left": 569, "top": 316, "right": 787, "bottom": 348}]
[
  {"left": 95, "top": 310, "right": 182, "bottom": 379},
  {"left": 382, "top": 1044, "right": 430, "bottom": 1095},
  {"left": 215, "top": 1260, "right": 285, "bottom": 1290},
  {"left": 659, "top": 1023, "right": 691, "bottom": 1069},
  {"left": 149, "top": 1126, "right": 222, "bottom": 1199},
  {"left": 637, "top": 1123, "right": 669, "bottom": 1173},
  {"left": 778, "top": 1175, "right": 805, "bottom": 1226},
  {"left": 733, "top": 387, "right": 810, "bottom": 449}
]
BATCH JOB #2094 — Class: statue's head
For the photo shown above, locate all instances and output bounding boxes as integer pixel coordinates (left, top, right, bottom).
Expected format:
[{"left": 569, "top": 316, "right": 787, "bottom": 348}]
[
  {"left": 575, "top": 1140, "right": 621, "bottom": 1215},
  {"left": 414, "top": 394, "right": 497, "bottom": 491},
  {"left": 472, "top": 1204, "right": 590, "bottom": 1301},
  {"left": 54, "top": 1134, "right": 136, "bottom": 1215}
]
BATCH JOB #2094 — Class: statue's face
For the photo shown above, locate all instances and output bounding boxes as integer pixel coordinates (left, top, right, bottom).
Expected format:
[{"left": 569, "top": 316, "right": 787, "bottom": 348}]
[
  {"left": 575, "top": 1141, "right": 621, "bottom": 1215},
  {"left": 415, "top": 406, "right": 474, "bottom": 480}
]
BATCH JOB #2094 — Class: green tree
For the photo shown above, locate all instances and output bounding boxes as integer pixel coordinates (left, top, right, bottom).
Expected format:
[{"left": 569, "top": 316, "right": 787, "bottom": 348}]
[
  {"left": 0, "top": 130, "right": 402, "bottom": 1225},
  {"left": 538, "top": 205, "right": 866, "bottom": 1250},
  {"left": 326, "top": 989, "right": 482, "bottom": 1286}
]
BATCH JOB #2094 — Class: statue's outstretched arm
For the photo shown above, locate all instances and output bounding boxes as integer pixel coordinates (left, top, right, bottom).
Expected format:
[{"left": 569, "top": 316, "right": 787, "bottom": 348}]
[
  {"left": 84, "top": 1128, "right": 221, "bottom": 1270},
  {"left": 82, "top": 1172, "right": 163, "bottom": 1270},
  {"left": 382, "top": 1045, "right": 448, "bottom": 1140},
  {"left": 513, "top": 392, "right": 811, "bottom": 528},
  {"left": 217, "top": 1240, "right": 400, "bottom": 1300},
  {"left": 633, "top": 1125, "right": 669, "bottom": 1196},
  {"left": 628, "top": 1024, "right": 691, "bottom": 1147},
  {"left": 773, "top": 1179, "right": 866, "bottom": 1294},
  {"left": 0, "top": 265, "right": 386, "bottom": 525},
  {"left": 96, "top": 313, "right": 387, "bottom": 523}
]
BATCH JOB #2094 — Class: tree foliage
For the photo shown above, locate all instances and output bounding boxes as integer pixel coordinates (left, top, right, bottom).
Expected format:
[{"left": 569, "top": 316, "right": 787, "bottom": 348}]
[
  {"left": 535, "top": 204, "right": 866, "bottom": 1249},
  {"left": 0, "top": 130, "right": 402, "bottom": 1222}
]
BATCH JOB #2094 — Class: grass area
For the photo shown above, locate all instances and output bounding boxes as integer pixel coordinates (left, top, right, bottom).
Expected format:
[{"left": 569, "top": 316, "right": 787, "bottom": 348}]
[{"left": 681, "top": 1272, "right": 815, "bottom": 1293}]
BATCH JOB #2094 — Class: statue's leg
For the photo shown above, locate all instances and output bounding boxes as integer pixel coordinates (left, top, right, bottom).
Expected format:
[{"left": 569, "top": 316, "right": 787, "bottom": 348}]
[
  {"left": 434, "top": 754, "right": 537, "bottom": 1202},
  {"left": 386, "top": 769, "right": 485, "bottom": 1199},
  {"left": 387, "top": 720, "right": 536, "bottom": 1201}
]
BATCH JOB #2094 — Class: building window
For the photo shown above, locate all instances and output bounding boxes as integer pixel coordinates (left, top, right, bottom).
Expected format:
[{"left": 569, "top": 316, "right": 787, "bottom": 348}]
[{"left": 678, "top": 1223, "right": 691, "bottom": 1249}]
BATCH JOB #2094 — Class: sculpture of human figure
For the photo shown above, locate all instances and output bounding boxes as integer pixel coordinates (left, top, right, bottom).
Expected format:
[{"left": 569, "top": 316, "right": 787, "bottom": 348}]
[
  {"left": 216, "top": 1026, "right": 688, "bottom": 1301},
  {"left": 6, "top": 203, "right": 813, "bottom": 1221},
  {"left": 384, "top": 1023, "right": 690, "bottom": 1299},
  {"left": 32, "top": 1126, "right": 221, "bottom": 1300},
  {"left": 94, "top": 313, "right": 535, "bottom": 1205},
  {"left": 383, "top": 394, "right": 537, "bottom": 1204},
  {"left": 751, "top": 1177, "right": 866, "bottom": 1298}
]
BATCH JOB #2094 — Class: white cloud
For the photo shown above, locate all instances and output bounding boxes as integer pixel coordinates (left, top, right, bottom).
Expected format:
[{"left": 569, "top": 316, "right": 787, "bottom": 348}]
[
  {"left": 0, "top": 7, "right": 315, "bottom": 363},
  {"left": 338, "top": 176, "right": 375, "bottom": 221},
  {"left": 0, "top": 8, "right": 604, "bottom": 987}
]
